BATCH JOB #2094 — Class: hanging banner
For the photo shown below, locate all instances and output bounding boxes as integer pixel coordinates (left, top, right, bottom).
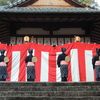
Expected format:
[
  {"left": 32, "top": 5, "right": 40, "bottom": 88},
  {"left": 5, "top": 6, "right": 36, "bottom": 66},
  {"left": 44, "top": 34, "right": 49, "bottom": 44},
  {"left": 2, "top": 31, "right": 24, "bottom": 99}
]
[{"left": 0, "top": 42, "right": 99, "bottom": 82}]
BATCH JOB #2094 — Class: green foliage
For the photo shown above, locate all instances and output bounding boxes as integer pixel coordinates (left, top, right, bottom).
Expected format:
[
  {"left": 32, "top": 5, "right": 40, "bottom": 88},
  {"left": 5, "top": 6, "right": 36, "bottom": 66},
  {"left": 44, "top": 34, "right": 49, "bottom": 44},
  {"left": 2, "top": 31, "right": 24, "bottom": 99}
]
[
  {"left": 76, "top": 0, "right": 98, "bottom": 7},
  {"left": 0, "top": 0, "right": 99, "bottom": 7},
  {"left": 80, "top": 0, "right": 94, "bottom": 4},
  {"left": 0, "top": 0, "right": 18, "bottom": 6}
]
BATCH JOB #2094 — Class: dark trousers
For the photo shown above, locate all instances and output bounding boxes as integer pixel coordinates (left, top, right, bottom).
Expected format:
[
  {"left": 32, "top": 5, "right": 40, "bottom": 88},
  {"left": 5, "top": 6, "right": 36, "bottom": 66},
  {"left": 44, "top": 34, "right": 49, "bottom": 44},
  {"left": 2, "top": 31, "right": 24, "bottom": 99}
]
[
  {"left": 0, "top": 76, "right": 6, "bottom": 81},
  {"left": 27, "top": 79, "right": 34, "bottom": 81},
  {"left": 96, "top": 77, "right": 100, "bottom": 81},
  {"left": 0, "top": 79, "right": 5, "bottom": 81},
  {"left": 27, "top": 76, "right": 34, "bottom": 81},
  {"left": 27, "top": 78, "right": 34, "bottom": 81},
  {"left": 61, "top": 77, "right": 67, "bottom": 81}
]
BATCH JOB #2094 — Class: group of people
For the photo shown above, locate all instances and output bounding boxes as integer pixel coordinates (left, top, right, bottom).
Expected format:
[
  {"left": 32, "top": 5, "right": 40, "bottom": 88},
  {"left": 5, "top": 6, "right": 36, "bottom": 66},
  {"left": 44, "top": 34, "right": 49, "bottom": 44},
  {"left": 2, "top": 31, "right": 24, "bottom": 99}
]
[
  {"left": 0, "top": 49, "right": 36, "bottom": 82},
  {"left": 0, "top": 47, "right": 100, "bottom": 82},
  {"left": 92, "top": 48, "right": 100, "bottom": 81}
]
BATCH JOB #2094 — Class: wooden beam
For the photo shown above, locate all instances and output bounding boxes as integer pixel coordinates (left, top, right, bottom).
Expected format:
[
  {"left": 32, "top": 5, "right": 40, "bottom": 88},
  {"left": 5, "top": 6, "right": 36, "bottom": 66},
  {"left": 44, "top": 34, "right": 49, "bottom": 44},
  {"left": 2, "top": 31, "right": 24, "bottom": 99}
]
[
  {"left": 58, "top": 18, "right": 62, "bottom": 22},
  {"left": 0, "top": 27, "right": 8, "bottom": 31},
  {"left": 0, "top": 33, "right": 10, "bottom": 37},
  {"left": 50, "top": 17, "right": 53, "bottom": 22},
  {"left": 0, "top": 24, "right": 7, "bottom": 28},
  {"left": 16, "top": 18, "right": 21, "bottom": 22},
  {"left": 0, "top": 30, "right": 10, "bottom": 34},
  {"left": 65, "top": 18, "right": 71, "bottom": 22},
  {"left": 74, "top": 18, "right": 81, "bottom": 22},
  {"left": 42, "top": 18, "right": 45, "bottom": 22},
  {"left": 0, "top": 36, "right": 10, "bottom": 40},
  {"left": 34, "top": 18, "right": 37, "bottom": 22},
  {"left": 25, "top": 18, "right": 29, "bottom": 23},
  {"left": 93, "top": 29, "right": 100, "bottom": 33},
  {"left": 80, "top": 18, "right": 88, "bottom": 22}
]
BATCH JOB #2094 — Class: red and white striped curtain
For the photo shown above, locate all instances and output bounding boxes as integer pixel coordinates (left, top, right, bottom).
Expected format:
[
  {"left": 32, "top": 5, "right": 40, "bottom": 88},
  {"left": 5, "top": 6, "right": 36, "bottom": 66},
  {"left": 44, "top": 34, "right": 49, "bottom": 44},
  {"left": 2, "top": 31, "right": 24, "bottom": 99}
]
[{"left": 1, "top": 42, "right": 99, "bottom": 82}]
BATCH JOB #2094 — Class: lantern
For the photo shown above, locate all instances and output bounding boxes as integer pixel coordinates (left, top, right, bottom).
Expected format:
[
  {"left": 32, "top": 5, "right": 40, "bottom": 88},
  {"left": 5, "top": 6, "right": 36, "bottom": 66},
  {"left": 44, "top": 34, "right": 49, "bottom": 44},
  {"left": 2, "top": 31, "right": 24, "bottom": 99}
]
[
  {"left": 24, "top": 36, "right": 29, "bottom": 42},
  {"left": 74, "top": 36, "right": 81, "bottom": 42}
]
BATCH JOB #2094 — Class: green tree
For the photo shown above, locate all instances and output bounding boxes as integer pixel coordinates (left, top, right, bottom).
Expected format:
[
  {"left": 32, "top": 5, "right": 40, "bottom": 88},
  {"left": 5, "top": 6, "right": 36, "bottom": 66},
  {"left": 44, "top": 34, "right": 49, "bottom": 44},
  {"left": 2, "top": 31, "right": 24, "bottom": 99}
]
[
  {"left": 0, "top": 0, "right": 18, "bottom": 6},
  {"left": 76, "top": 0, "right": 97, "bottom": 7}
]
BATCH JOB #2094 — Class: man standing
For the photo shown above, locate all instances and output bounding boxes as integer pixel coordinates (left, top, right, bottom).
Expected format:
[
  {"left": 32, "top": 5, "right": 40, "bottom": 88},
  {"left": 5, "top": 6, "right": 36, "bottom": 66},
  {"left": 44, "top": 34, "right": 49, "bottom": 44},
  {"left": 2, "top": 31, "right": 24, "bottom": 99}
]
[
  {"left": 0, "top": 50, "right": 9, "bottom": 81},
  {"left": 25, "top": 49, "right": 37, "bottom": 81},
  {"left": 92, "top": 48, "right": 100, "bottom": 81},
  {"left": 57, "top": 47, "right": 70, "bottom": 81}
]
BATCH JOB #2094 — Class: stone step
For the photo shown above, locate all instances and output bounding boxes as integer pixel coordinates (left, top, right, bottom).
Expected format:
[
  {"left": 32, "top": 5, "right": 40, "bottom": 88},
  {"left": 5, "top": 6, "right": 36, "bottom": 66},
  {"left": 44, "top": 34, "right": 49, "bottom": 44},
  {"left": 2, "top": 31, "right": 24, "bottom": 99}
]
[
  {"left": 0, "top": 96, "right": 100, "bottom": 100},
  {"left": 0, "top": 82, "right": 100, "bottom": 99},
  {"left": 0, "top": 82, "right": 100, "bottom": 87},
  {"left": 0, "top": 91, "right": 100, "bottom": 96},
  {"left": 0, "top": 86, "right": 100, "bottom": 91}
]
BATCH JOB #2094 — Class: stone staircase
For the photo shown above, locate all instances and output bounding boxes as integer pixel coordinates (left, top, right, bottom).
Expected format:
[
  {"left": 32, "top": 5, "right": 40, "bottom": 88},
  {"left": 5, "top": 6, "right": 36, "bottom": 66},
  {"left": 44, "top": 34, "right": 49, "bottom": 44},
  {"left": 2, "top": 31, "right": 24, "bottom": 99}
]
[{"left": 0, "top": 82, "right": 100, "bottom": 100}]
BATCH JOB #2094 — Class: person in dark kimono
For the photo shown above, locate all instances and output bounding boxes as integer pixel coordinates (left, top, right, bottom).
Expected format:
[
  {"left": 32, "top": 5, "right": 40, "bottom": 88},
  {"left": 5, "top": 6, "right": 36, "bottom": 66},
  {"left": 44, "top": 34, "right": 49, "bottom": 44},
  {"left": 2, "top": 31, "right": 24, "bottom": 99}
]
[
  {"left": 25, "top": 49, "right": 36, "bottom": 81},
  {"left": 92, "top": 48, "right": 100, "bottom": 81},
  {"left": 57, "top": 47, "right": 69, "bottom": 81},
  {"left": 0, "top": 50, "right": 8, "bottom": 81}
]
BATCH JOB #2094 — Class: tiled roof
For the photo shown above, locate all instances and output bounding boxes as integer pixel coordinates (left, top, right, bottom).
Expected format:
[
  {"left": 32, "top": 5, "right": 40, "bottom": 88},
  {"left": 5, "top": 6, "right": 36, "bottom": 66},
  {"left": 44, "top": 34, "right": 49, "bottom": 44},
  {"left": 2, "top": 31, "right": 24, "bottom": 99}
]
[
  {"left": 0, "top": 7, "right": 100, "bottom": 13},
  {"left": 0, "top": 5, "right": 8, "bottom": 9},
  {"left": 0, "top": 0, "right": 100, "bottom": 14}
]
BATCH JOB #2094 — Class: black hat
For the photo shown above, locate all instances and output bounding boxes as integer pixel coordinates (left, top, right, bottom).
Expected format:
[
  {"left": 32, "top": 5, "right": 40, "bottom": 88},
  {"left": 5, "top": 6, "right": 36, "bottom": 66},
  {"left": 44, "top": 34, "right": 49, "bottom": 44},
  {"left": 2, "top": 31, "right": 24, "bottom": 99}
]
[
  {"left": 28, "top": 49, "right": 33, "bottom": 53},
  {"left": 96, "top": 48, "right": 100, "bottom": 54},
  {"left": 61, "top": 47, "right": 66, "bottom": 52},
  {"left": 0, "top": 50, "right": 5, "bottom": 53}
]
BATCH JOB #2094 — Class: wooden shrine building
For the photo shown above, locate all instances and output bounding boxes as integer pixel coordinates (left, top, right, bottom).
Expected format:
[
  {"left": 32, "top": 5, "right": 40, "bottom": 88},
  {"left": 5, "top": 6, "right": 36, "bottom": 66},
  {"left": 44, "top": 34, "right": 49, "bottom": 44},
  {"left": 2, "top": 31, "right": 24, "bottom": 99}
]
[{"left": 0, "top": 0, "right": 100, "bottom": 45}]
